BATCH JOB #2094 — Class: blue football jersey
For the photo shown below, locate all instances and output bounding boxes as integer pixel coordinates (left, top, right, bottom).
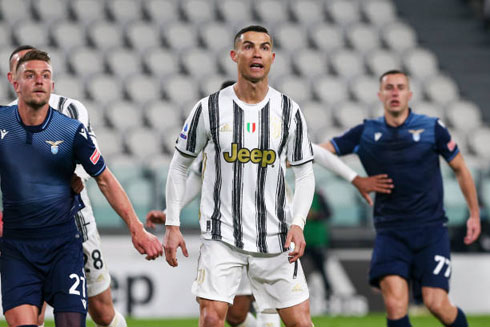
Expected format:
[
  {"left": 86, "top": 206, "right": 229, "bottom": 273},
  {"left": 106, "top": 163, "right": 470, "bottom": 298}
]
[
  {"left": 0, "top": 105, "right": 106, "bottom": 238},
  {"left": 331, "top": 110, "right": 459, "bottom": 230}
]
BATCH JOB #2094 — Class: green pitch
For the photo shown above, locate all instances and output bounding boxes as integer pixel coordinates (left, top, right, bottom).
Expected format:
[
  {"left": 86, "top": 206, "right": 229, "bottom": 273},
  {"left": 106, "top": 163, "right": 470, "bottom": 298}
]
[{"left": 42, "top": 314, "right": 490, "bottom": 326}]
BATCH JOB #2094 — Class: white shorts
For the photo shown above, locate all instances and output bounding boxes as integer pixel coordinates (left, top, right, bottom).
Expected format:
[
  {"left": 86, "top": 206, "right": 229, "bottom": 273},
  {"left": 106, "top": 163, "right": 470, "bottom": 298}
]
[
  {"left": 236, "top": 267, "right": 252, "bottom": 296},
  {"left": 83, "top": 229, "right": 111, "bottom": 297},
  {"left": 191, "top": 239, "right": 309, "bottom": 311}
]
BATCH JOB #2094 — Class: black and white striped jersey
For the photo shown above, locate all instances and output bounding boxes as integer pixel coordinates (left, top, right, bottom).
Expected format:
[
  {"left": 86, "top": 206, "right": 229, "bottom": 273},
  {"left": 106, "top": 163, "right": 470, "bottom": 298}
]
[{"left": 176, "top": 85, "right": 314, "bottom": 254}]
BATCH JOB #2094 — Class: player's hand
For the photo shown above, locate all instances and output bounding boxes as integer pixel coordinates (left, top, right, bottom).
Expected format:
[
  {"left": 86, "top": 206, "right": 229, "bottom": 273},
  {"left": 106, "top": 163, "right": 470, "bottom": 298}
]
[
  {"left": 284, "top": 225, "right": 306, "bottom": 263},
  {"left": 163, "top": 225, "right": 189, "bottom": 267},
  {"left": 145, "top": 210, "right": 166, "bottom": 229},
  {"left": 71, "top": 174, "right": 84, "bottom": 194},
  {"left": 352, "top": 174, "right": 394, "bottom": 206},
  {"left": 464, "top": 216, "right": 480, "bottom": 245},
  {"left": 131, "top": 227, "right": 164, "bottom": 260}
]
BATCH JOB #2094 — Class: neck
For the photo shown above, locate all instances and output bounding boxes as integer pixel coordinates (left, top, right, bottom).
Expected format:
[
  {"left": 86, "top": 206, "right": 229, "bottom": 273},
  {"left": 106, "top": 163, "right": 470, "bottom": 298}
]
[
  {"left": 384, "top": 107, "right": 410, "bottom": 127},
  {"left": 234, "top": 77, "right": 269, "bottom": 104},
  {"left": 17, "top": 100, "right": 50, "bottom": 126}
]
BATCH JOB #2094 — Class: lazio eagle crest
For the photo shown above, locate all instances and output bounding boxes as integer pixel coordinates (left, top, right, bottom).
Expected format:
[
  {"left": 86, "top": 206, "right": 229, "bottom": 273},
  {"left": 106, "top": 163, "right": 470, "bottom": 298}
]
[{"left": 46, "top": 140, "right": 64, "bottom": 154}]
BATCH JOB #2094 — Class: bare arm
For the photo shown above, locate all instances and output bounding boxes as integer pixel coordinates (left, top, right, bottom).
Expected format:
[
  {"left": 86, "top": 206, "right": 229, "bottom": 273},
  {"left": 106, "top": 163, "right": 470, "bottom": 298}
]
[
  {"left": 448, "top": 153, "right": 480, "bottom": 244},
  {"left": 95, "top": 168, "right": 163, "bottom": 260},
  {"left": 316, "top": 142, "right": 393, "bottom": 205}
]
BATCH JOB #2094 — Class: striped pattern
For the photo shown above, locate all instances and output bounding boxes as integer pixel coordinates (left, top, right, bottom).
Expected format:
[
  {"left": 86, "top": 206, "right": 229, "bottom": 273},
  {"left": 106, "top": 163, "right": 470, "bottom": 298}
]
[
  {"left": 75, "top": 211, "right": 89, "bottom": 242},
  {"left": 276, "top": 167, "right": 287, "bottom": 251},
  {"left": 278, "top": 95, "right": 292, "bottom": 157},
  {"left": 256, "top": 102, "right": 270, "bottom": 253},
  {"left": 208, "top": 92, "right": 222, "bottom": 240},
  {"left": 293, "top": 110, "right": 304, "bottom": 162},
  {"left": 174, "top": 86, "right": 314, "bottom": 254},
  {"left": 186, "top": 103, "right": 202, "bottom": 153},
  {"left": 232, "top": 102, "right": 244, "bottom": 248}
]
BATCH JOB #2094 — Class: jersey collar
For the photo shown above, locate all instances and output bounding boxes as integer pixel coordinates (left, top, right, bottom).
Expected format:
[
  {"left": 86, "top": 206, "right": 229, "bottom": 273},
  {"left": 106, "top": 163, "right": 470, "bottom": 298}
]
[
  {"left": 15, "top": 106, "right": 54, "bottom": 133},
  {"left": 384, "top": 108, "right": 413, "bottom": 128}
]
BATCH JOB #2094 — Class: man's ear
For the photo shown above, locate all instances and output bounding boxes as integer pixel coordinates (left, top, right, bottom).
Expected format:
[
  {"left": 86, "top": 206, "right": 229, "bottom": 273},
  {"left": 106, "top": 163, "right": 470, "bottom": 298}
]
[{"left": 230, "top": 49, "right": 238, "bottom": 63}]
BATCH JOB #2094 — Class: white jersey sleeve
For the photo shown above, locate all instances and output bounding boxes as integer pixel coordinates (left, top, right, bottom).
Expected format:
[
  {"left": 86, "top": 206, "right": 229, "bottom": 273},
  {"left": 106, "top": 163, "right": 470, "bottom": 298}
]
[
  {"left": 286, "top": 104, "right": 314, "bottom": 166},
  {"left": 175, "top": 99, "right": 208, "bottom": 157}
]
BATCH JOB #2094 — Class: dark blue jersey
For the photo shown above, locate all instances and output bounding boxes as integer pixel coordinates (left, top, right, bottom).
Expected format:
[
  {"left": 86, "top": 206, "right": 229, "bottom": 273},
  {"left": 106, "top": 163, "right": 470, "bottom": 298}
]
[
  {"left": 331, "top": 110, "right": 459, "bottom": 230},
  {"left": 0, "top": 105, "right": 106, "bottom": 239}
]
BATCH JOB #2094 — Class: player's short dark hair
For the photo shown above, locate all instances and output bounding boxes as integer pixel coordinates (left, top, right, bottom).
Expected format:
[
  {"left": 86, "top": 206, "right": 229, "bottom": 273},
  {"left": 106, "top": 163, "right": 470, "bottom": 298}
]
[
  {"left": 379, "top": 70, "right": 409, "bottom": 83},
  {"left": 220, "top": 80, "right": 235, "bottom": 90},
  {"left": 9, "top": 45, "right": 36, "bottom": 70},
  {"left": 16, "top": 49, "right": 51, "bottom": 73},
  {"left": 233, "top": 25, "right": 272, "bottom": 48}
]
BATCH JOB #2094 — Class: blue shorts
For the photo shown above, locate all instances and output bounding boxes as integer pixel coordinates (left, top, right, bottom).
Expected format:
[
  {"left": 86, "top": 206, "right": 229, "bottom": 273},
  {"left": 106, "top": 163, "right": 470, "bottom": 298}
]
[
  {"left": 369, "top": 224, "right": 451, "bottom": 302},
  {"left": 0, "top": 232, "right": 87, "bottom": 315}
]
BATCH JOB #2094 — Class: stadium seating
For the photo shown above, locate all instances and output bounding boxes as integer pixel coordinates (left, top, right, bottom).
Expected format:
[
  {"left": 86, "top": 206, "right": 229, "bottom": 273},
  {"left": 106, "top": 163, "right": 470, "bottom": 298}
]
[{"left": 0, "top": 0, "right": 486, "bottom": 230}]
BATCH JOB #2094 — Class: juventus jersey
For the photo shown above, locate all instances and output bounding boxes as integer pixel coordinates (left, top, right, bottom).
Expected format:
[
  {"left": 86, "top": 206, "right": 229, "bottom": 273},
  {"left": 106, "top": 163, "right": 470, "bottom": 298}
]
[
  {"left": 10, "top": 94, "right": 99, "bottom": 240},
  {"left": 176, "top": 85, "right": 314, "bottom": 254}
]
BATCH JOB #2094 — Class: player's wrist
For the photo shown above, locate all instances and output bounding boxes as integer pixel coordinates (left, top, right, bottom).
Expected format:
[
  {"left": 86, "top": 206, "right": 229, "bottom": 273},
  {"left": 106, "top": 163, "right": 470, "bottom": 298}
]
[{"left": 291, "top": 217, "right": 306, "bottom": 230}]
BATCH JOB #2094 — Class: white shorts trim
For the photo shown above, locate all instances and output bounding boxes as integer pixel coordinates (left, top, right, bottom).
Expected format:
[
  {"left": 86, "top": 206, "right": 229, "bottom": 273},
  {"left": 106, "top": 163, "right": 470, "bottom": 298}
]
[{"left": 191, "top": 239, "right": 309, "bottom": 311}]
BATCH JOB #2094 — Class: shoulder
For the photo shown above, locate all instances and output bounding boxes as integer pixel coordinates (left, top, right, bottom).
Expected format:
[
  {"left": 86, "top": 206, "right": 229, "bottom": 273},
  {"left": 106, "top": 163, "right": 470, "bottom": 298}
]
[
  {"left": 51, "top": 108, "right": 84, "bottom": 130},
  {"left": 410, "top": 111, "right": 439, "bottom": 129},
  {"left": 0, "top": 105, "right": 13, "bottom": 120},
  {"left": 49, "top": 93, "right": 89, "bottom": 120}
]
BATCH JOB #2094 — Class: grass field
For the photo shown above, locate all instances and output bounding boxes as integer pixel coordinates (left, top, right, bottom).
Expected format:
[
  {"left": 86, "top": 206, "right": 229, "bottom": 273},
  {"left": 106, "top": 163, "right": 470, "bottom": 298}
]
[{"left": 40, "top": 314, "right": 490, "bottom": 326}]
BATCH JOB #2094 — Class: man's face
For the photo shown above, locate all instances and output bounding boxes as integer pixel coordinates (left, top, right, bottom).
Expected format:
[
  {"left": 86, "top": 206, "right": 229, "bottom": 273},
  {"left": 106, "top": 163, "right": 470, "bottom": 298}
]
[
  {"left": 14, "top": 60, "right": 53, "bottom": 109},
  {"left": 378, "top": 73, "right": 412, "bottom": 115},
  {"left": 231, "top": 31, "right": 275, "bottom": 83},
  {"left": 7, "top": 49, "right": 31, "bottom": 85}
]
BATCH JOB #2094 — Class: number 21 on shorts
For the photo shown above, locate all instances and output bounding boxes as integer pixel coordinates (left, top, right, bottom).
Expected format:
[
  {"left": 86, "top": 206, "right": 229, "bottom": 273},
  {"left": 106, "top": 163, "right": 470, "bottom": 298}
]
[
  {"left": 433, "top": 255, "right": 451, "bottom": 278},
  {"left": 69, "top": 270, "right": 87, "bottom": 308}
]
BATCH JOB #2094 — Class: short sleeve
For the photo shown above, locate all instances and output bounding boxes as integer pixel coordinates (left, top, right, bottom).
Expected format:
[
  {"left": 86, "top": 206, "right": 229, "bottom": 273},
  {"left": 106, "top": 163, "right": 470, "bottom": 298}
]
[
  {"left": 434, "top": 119, "right": 459, "bottom": 162},
  {"left": 331, "top": 124, "right": 364, "bottom": 155},
  {"left": 286, "top": 107, "right": 314, "bottom": 166},
  {"left": 73, "top": 124, "right": 106, "bottom": 177},
  {"left": 175, "top": 101, "right": 208, "bottom": 157}
]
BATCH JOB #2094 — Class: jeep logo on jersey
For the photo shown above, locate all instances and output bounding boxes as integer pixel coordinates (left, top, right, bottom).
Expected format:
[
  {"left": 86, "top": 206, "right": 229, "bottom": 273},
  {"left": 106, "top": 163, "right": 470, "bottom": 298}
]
[
  {"left": 223, "top": 143, "right": 276, "bottom": 167},
  {"left": 46, "top": 140, "right": 64, "bottom": 154}
]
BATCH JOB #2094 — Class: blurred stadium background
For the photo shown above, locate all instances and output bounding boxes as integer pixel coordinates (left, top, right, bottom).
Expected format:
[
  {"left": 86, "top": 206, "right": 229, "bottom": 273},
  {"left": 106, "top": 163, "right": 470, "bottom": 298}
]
[{"left": 1, "top": 0, "right": 490, "bottom": 321}]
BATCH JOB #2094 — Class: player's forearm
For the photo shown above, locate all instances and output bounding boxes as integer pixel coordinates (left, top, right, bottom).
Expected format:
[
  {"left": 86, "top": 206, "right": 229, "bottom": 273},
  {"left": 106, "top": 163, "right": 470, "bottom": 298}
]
[
  {"left": 454, "top": 166, "right": 480, "bottom": 218},
  {"left": 95, "top": 168, "right": 143, "bottom": 233},
  {"left": 165, "top": 151, "right": 195, "bottom": 226},
  {"left": 312, "top": 143, "right": 357, "bottom": 182},
  {"left": 450, "top": 154, "right": 480, "bottom": 218},
  {"left": 291, "top": 161, "right": 315, "bottom": 229}
]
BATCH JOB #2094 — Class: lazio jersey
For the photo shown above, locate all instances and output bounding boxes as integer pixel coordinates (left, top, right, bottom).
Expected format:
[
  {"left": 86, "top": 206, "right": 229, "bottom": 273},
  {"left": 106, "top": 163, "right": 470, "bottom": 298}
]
[
  {"left": 176, "top": 85, "right": 314, "bottom": 254},
  {"left": 0, "top": 105, "right": 106, "bottom": 239},
  {"left": 331, "top": 110, "right": 459, "bottom": 230}
]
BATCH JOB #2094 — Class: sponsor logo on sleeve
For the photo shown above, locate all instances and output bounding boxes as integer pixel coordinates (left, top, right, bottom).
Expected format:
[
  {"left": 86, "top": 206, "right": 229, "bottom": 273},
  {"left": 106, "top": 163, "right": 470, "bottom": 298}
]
[
  {"left": 180, "top": 124, "right": 188, "bottom": 140},
  {"left": 447, "top": 139, "right": 456, "bottom": 152},
  {"left": 90, "top": 148, "right": 101, "bottom": 164}
]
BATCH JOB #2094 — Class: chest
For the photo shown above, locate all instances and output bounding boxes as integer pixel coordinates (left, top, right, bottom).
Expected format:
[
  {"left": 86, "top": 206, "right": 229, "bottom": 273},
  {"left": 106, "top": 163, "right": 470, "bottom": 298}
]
[
  {"left": 0, "top": 126, "right": 74, "bottom": 170},
  {"left": 359, "top": 125, "right": 436, "bottom": 165},
  {"left": 213, "top": 106, "right": 286, "bottom": 153}
]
